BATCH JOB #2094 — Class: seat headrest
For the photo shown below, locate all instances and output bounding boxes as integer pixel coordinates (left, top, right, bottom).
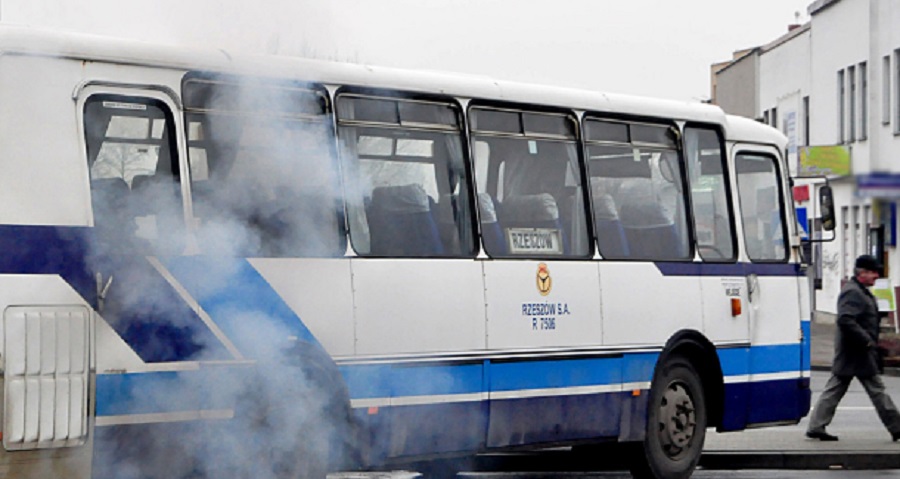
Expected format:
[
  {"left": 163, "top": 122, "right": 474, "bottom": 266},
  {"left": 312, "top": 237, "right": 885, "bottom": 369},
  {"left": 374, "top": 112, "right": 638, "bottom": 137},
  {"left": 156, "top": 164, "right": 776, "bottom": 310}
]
[
  {"left": 617, "top": 179, "right": 670, "bottom": 227},
  {"left": 371, "top": 184, "right": 431, "bottom": 214},
  {"left": 502, "top": 194, "right": 559, "bottom": 222},
  {"left": 591, "top": 184, "right": 618, "bottom": 220}
]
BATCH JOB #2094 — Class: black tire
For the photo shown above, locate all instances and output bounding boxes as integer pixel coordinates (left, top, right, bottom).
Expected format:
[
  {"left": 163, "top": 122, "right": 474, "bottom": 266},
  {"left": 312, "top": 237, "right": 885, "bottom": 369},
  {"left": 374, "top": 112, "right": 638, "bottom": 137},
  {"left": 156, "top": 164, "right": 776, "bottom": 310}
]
[{"left": 629, "top": 355, "right": 706, "bottom": 479}]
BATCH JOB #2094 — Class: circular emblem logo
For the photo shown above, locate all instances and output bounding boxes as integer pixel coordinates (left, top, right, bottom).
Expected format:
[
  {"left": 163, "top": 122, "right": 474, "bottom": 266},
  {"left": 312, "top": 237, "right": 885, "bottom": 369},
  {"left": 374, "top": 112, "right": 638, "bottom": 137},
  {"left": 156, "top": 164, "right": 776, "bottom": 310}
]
[{"left": 536, "top": 263, "right": 552, "bottom": 296}]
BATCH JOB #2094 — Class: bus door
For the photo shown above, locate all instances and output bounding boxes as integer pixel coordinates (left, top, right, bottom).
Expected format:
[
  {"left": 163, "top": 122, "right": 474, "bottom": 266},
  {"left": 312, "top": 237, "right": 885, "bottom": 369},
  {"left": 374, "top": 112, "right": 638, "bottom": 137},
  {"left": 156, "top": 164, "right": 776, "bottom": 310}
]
[
  {"left": 80, "top": 87, "right": 238, "bottom": 471},
  {"left": 733, "top": 145, "right": 801, "bottom": 395}
]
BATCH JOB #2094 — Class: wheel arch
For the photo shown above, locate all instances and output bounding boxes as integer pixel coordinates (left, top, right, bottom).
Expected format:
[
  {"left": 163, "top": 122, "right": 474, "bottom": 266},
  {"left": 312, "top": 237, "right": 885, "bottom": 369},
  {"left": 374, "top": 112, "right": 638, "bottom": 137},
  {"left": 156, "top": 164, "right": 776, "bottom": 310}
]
[{"left": 657, "top": 329, "right": 725, "bottom": 429}]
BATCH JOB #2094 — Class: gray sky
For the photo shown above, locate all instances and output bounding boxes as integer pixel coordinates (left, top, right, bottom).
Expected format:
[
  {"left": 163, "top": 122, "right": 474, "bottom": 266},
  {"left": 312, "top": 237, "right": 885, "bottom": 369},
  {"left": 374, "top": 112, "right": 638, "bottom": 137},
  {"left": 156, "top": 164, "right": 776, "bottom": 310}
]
[{"left": 2, "top": 0, "right": 811, "bottom": 102}]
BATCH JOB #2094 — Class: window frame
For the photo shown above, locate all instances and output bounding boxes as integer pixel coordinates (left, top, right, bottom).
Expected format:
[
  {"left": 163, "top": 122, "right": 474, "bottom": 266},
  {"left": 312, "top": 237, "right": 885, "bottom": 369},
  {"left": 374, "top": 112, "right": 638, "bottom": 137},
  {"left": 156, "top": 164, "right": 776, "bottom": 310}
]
[
  {"left": 181, "top": 72, "right": 347, "bottom": 258},
  {"left": 682, "top": 123, "right": 738, "bottom": 263},
  {"left": 860, "top": 61, "right": 868, "bottom": 140},
  {"left": 894, "top": 49, "right": 900, "bottom": 134},
  {"left": 336, "top": 88, "right": 478, "bottom": 259},
  {"left": 84, "top": 93, "right": 185, "bottom": 253},
  {"left": 581, "top": 114, "right": 694, "bottom": 262},
  {"left": 733, "top": 150, "right": 790, "bottom": 264},
  {"left": 838, "top": 68, "right": 845, "bottom": 143},
  {"left": 848, "top": 65, "right": 856, "bottom": 143},
  {"left": 468, "top": 101, "right": 592, "bottom": 260},
  {"left": 883, "top": 54, "right": 891, "bottom": 126}
]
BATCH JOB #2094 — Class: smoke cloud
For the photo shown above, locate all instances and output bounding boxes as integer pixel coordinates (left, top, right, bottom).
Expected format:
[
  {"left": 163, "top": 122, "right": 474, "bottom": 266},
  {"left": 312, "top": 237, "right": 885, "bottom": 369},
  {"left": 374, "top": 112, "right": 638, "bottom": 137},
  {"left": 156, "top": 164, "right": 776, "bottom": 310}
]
[{"left": 82, "top": 74, "right": 363, "bottom": 478}]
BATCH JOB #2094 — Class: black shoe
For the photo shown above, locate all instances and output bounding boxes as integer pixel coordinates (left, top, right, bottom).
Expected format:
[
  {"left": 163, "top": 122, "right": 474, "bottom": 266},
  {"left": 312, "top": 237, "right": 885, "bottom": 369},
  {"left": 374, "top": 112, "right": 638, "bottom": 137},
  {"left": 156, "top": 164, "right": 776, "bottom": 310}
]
[
  {"left": 806, "top": 431, "right": 839, "bottom": 441},
  {"left": 892, "top": 432, "right": 900, "bottom": 442}
]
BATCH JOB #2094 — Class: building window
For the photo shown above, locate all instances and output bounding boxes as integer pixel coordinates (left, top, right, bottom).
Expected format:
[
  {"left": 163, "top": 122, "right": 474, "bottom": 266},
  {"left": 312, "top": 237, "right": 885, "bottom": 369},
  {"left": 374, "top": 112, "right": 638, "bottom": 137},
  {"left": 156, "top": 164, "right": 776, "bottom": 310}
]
[
  {"left": 763, "top": 110, "right": 770, "bottom": 125},
  {"left": 895, "top": 49, "right": 900, "bottom": 133},
  {"left": 841, "top": 205, "right": 850, "bottom": 278},
  {"left": 848, "top": 65, "right": 856, "bottom": 142},
  {"left": 803, "top": 96, "right": 810, "bottom": 146},
  {"left": 771, "top": 107, "right": 778, "bottom": 130},
  {"left": 860, "top": 62, "right": 868, "bottom": 140},
  {"left": 883, "top": 55, "right": 891, "bottom": 125},
  {"left": 838, "top": 69, "right": 845, "bottom": 143}
]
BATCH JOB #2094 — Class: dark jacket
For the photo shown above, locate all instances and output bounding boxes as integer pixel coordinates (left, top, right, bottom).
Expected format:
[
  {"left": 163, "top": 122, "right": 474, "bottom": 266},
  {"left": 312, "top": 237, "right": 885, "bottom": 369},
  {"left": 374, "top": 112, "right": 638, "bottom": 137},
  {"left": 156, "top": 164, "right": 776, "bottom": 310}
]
[{"left": 833, "top": 277, "right": 881, "bottom": 377}]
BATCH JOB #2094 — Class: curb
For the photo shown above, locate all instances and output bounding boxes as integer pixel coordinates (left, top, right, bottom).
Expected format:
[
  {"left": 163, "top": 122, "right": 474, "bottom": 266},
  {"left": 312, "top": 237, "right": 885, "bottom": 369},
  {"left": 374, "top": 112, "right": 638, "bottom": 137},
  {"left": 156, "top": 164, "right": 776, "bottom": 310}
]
[
  {"left": 700, "top": 451, "right": 900, "bottom": 470},
  {"left": 399, "top": 450, "right": 900, "bottom": 476}
]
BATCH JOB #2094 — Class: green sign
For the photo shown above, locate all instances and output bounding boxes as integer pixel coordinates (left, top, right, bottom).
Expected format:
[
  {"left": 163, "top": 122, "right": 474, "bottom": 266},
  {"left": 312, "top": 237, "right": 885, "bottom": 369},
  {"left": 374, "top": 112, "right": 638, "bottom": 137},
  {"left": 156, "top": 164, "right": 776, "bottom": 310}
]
[
  {"left": 872, "top": 279, "right": 895, "bottom": 313},
  {"left": 799, "top": 145, "right": 851, "bottom": 177}
]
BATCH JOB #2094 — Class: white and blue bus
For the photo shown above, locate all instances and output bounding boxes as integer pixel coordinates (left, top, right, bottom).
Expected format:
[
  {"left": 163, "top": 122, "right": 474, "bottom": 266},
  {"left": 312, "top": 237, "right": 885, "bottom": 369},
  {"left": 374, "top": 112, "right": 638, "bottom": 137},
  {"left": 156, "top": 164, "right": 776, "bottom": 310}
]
[{"left": 0, "top": 26, "right": 819, "bottom": 479}]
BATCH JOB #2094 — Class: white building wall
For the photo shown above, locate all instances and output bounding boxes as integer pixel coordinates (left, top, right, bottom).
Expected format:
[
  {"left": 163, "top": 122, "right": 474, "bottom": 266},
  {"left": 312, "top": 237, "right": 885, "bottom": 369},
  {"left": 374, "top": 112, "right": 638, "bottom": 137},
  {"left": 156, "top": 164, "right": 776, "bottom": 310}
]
[
  {"left": 809, "top": 0, "right": 870, "bottom": 155},
  {"left": 808, "top": 0, "right": 874, "bottom": 313},
  {"left": 871, "top": 0, "right": 900, "bottom": 173},
  {"left": 717, "top": 0, "right": 900, "bottom": 315},
  {"left": 759, "top": 28, "right": 811, "bottom": 176}
]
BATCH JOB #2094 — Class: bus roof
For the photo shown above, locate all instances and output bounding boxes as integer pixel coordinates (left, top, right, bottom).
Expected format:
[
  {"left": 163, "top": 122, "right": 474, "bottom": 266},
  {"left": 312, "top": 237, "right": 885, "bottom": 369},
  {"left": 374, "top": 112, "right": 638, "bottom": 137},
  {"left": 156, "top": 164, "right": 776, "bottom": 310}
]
[{"left": 0, "top": 24, "right": 784, "bottom": 145}]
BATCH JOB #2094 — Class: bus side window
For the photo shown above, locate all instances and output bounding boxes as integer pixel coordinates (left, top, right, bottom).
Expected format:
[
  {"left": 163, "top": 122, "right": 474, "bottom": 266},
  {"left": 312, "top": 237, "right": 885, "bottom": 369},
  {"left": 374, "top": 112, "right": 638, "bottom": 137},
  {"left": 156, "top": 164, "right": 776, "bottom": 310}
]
[
  {"left": 337, "top": 94, "right": 475, "bottom": 258},
  {"left": 736, "top": 153, "right": 788, "bottom": 261},
  {"left": 183, "top": 79, "right": 344, "bottom": 258},
  {"left": 84, "top": 96, "right": 183, "bottom": 254},
  {"left": 470, "top": 108, "right": 590, "bottom": 259},
  {"left": 684, "top": 126, "right": 736, "bottom": 261},
  {"left": 584, "top": 120, "right": 691, "bottom": 261}
]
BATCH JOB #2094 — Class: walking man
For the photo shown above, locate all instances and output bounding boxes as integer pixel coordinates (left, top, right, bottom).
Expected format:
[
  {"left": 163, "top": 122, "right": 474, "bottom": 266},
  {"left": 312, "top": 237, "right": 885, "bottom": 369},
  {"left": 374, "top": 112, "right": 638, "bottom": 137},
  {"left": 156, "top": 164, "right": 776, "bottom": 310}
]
[{"left": 806, "top": 254, "right": 900, "bottom": 441}]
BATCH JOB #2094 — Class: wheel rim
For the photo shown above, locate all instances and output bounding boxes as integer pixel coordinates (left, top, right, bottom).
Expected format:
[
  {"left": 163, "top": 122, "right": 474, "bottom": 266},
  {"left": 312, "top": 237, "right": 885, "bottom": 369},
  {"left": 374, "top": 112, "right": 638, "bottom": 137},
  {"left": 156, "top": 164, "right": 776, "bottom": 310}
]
[{"left": 656, "top": 380, "right": 696, "bottom": 459}]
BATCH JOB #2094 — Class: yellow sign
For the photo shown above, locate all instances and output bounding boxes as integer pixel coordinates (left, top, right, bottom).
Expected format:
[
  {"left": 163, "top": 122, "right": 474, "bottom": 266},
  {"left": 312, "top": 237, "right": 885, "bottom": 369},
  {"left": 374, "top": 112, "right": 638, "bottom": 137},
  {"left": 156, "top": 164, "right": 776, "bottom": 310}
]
[
  {"left": 799, "top": 145, "right": 851, "bottom": 177},
  {"left": 536, "top": 263, "right": 552, "bottom": 296}
]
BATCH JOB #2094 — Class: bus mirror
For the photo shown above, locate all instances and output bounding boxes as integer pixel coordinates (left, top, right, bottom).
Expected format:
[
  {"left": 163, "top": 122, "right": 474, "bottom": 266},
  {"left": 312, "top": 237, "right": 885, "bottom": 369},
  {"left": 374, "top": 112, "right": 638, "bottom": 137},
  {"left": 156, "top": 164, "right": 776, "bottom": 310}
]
[{"left": 819, "top": 185, "right": 835, "bottom": 231}]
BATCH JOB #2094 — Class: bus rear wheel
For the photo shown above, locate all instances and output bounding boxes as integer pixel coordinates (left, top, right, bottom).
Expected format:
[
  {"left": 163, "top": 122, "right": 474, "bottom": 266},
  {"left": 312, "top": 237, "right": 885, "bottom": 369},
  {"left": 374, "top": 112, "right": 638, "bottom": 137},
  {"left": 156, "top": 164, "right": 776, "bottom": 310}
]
[{"left": 630, "top": 355, "right": 706, "bottom": 479}]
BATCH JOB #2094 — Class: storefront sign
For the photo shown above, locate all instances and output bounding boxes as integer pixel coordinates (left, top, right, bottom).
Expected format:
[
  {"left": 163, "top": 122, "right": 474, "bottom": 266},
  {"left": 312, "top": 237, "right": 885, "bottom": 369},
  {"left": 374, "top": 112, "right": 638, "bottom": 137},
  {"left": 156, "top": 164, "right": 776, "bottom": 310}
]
[{"left": 798, "top": 145, "right": 851, "bottom": 177}]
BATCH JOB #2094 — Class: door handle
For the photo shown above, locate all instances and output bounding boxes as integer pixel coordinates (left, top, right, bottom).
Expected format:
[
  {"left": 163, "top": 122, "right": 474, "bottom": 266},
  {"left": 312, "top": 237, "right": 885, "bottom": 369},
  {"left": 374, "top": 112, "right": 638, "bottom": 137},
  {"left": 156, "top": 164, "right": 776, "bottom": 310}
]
[
  {"left": 95, "top": 271, "right": 113, "bottom": 313},
  {"left": 746, "top": 273, "right": 759, "bottom": 303}
]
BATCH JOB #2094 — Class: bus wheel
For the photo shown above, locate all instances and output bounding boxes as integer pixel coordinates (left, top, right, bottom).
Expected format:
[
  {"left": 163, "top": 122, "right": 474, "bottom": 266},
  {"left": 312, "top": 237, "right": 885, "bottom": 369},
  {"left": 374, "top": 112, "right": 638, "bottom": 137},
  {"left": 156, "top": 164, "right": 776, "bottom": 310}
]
[{"left": 630, "top": 355, "right": 706, "bottom": 479}]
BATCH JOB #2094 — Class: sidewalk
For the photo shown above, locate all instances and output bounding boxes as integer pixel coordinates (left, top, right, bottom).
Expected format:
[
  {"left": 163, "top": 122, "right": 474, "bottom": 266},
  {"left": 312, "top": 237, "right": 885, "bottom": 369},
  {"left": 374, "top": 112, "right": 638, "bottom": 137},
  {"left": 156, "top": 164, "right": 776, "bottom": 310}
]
[{"left": 700, "top": 311, "right": 900, "bottom": 470}]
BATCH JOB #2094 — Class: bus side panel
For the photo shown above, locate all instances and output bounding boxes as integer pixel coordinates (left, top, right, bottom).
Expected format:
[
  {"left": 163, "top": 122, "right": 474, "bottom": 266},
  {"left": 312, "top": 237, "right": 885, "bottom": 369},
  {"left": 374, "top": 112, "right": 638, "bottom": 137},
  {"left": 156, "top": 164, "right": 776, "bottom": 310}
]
[
  {"left": 717, "top": 343, "right": 808, "bottom": 431},
  {"left": 385, "top": 362, "right": 487, "bottom": 457},
  {"left": 485, "top": 353, "right": 656, "bottom": 448},
  {"left": 352, "top": 259, "right": 486, "bottom": 355},
  {"left": 249, "top": 258, "right": 355, "bottom": 357},
  {"left": 0, "top": 55, "right": 95, "bottom": 479},
  {"left": 600, "top": 263, "right": 702, "bottom": 346},
  {"left": 483, "top": 261, "right": 602, "bottom": 350},
  {"left": 0, "top": 56, "right": 92, "bottom": 227}
]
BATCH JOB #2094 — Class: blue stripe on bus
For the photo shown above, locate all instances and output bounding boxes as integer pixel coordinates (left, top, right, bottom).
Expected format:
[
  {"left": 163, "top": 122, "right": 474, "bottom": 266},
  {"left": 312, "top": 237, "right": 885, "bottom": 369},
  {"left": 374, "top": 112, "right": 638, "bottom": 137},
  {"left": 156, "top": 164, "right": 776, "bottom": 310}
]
[
  {"left": 802, "top": 320, "right": 811, "bottom": 371},
  {"left": 392, "top": 363, "right": 485, "bottom": 397},
  {"left": 0, "top": 225, "right": 96, "bottom": 304},
  {"left": 655, "top": 262, "right": 802, "bottom": 277},
  {"left": 338, "top": 346, "right": 799, "bottom": 401},
  {"left": 717, "top": 343, "right": 801, "bottom": 376},
  {"left": 95, "top": 370, "right": 231, "bottom": 416},
  {"left": 162, "top": 257, "right": 319, "bottom": 354}
]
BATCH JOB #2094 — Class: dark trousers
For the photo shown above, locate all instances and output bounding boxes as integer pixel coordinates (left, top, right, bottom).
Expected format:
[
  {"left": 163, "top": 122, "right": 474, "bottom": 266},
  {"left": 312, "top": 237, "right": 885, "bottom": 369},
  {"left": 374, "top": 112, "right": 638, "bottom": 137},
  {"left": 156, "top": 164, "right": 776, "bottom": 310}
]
[{"left": 807, "top": 374, "right": 900, "bottom": 436}]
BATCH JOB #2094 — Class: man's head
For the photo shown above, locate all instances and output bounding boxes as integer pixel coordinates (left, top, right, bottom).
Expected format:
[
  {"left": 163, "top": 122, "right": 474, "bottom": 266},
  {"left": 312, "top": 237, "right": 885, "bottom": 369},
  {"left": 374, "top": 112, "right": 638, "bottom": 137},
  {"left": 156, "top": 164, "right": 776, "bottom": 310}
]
[{"left": 854, "top": 254, "right": 882, "bottom": 287}]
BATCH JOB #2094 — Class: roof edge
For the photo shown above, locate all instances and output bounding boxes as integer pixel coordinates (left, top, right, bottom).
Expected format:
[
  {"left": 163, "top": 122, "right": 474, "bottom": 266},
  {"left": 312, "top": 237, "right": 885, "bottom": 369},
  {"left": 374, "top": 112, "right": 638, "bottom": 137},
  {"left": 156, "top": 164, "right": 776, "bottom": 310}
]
[{"left": 808, "top": 0, "right": 842, "bottom": 16}]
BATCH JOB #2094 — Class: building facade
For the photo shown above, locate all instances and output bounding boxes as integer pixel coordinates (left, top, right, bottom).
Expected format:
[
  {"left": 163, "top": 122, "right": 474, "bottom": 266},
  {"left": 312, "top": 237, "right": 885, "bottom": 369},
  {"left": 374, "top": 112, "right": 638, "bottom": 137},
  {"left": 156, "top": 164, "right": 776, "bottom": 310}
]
[{"left": 714, "top": 0, "right": 900, "bottom": 314}]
